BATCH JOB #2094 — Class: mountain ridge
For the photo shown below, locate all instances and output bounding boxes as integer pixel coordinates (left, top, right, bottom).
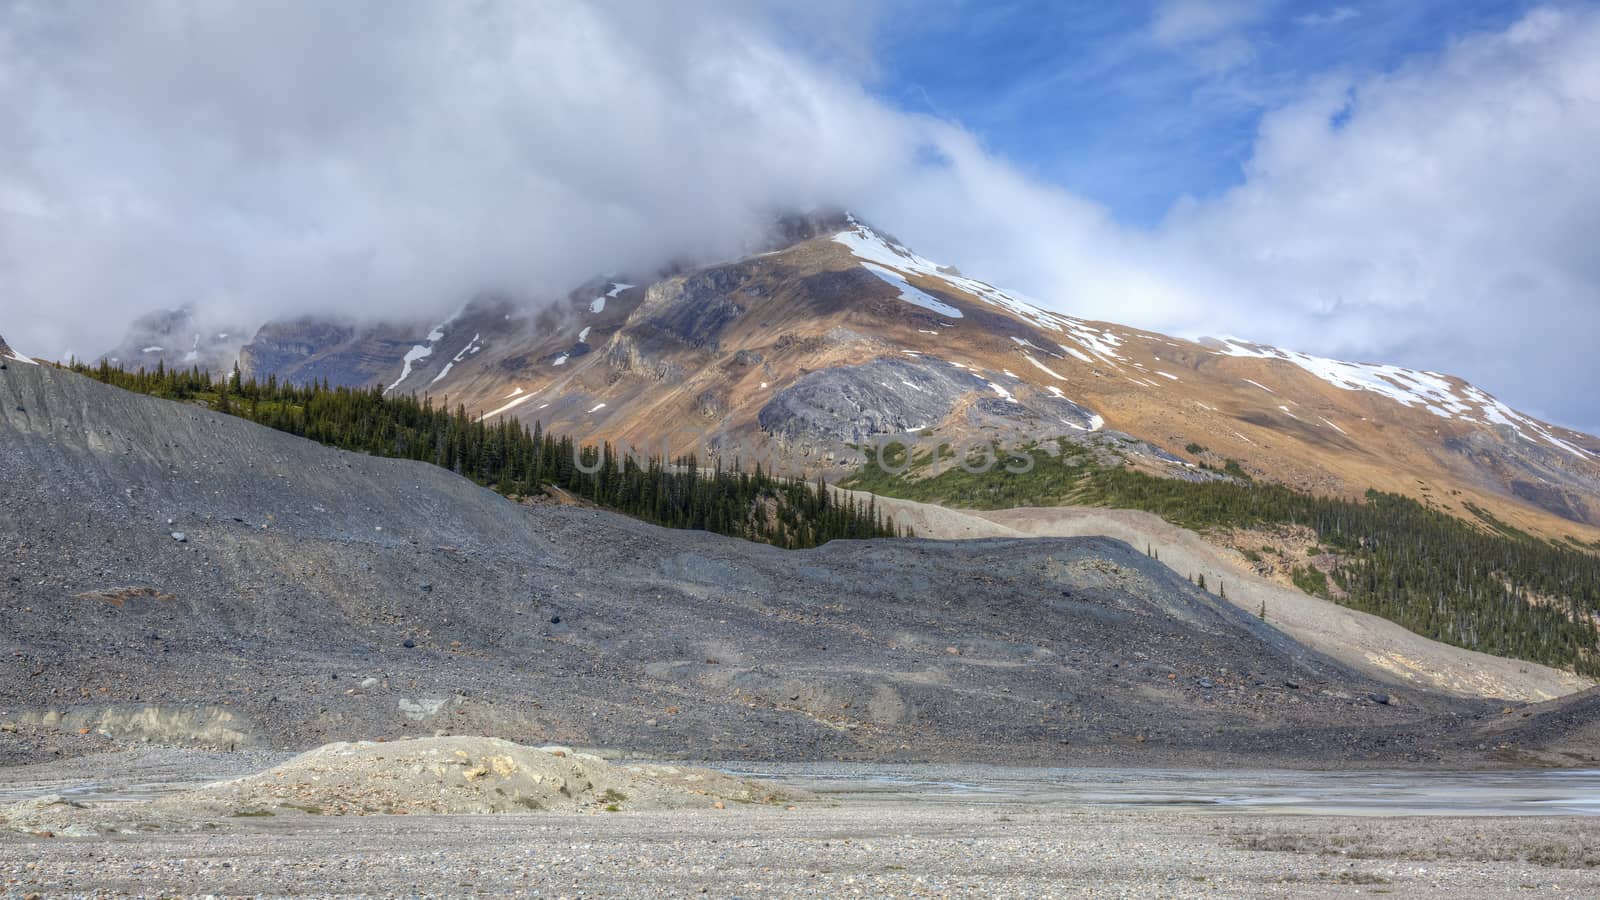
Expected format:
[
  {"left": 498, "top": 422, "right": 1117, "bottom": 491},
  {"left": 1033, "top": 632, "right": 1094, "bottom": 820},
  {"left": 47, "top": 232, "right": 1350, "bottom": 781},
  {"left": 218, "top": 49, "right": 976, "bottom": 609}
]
[{"left": 84, "top": 216, "right": 1600, "bottom": 540}]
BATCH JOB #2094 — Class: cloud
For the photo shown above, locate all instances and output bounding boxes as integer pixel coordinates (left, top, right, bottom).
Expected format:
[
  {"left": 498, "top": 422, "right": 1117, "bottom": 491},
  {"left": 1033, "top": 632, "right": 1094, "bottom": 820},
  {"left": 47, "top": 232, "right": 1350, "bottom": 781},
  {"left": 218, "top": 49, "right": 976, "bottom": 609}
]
[
  {"left": 0, "top": 0, "right": 914, "bottom": 357},
  {"left": 1146, "top": 0, "right": 1267, "bottom": 71},
  {"left": 2, "top": 2, "right": 1598, "bottom": 430},
  {"left": 1294, "top": 7, "right": 1360, "bottom": 27},
  {"left": 1149, "top": 0, "right": 1267, "bottom": 46},
  {"left": 874, "top": 5, "right": 1600, "bottom": 431},
  {"left": 1149, "top": 7, "right": 1600, "bottom": 429}
]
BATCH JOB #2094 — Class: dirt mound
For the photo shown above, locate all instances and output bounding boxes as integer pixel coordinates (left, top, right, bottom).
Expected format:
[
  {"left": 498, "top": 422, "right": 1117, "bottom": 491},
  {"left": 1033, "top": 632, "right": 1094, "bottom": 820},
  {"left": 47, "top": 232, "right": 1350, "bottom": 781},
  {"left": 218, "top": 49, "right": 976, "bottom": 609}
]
[
  {"left": 0, "top": 737, "right": 804, "bottom": 836},
  {"left": 1471, "top": 687, "right": 1600, "bottom": 766},
  {"left": 179, "top": 737, "right": 800, "bottom": 815}
]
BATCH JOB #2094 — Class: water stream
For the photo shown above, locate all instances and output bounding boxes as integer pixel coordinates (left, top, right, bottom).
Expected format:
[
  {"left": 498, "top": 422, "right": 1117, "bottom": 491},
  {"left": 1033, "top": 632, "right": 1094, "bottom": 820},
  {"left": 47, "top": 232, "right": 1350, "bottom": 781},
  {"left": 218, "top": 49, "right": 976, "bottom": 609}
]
[{"left": 722, "top": 763, "right": 1600, "bottom": 817}]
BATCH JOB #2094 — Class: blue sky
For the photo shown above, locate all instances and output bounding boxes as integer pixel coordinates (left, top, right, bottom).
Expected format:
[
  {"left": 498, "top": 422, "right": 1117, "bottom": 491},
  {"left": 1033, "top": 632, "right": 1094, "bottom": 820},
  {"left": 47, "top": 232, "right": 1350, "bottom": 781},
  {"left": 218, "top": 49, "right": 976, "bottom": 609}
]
[{"left": 871, "top": 0, "right": 1546, "bottom": 225}]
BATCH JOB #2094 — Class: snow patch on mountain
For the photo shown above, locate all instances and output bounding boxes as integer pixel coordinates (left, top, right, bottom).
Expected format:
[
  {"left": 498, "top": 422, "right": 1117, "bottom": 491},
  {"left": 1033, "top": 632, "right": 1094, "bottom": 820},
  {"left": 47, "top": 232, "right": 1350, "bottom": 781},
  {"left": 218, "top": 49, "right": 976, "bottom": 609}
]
[
  {"left": 858, "top": 262, "right": 964, "bottom": 318},
  {"left": 481, "top": 391, "right": 536, "bottom": 420},
  {"left": 2, "top": 336, "right": 38, "bottom": 365},
  {"left": 431, "top": 332, "right": 484, "bottom": 386},
  {"left": 1024, "top": 355, "right": 1065, "bottom": 380},
  {"left": 834, "top": 220, "right": 1134, "bottom": 364},
  {"left": 386, "top": 321, "right": 450, "bottom": 394},
  {"left": 1216, "top": 338, "right": 1591, "bottom": 457}
]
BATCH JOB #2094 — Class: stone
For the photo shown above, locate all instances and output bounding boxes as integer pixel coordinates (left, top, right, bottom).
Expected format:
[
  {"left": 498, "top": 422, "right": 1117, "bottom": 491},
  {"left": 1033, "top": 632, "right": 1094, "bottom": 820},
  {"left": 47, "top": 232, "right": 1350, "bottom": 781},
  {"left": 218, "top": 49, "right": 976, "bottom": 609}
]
[
  {"left": 1368, "top": 693, "right": 1392, "bottom": 705},
  {"left": 170, "top": 532, "right": 187, "bottom": 542}
]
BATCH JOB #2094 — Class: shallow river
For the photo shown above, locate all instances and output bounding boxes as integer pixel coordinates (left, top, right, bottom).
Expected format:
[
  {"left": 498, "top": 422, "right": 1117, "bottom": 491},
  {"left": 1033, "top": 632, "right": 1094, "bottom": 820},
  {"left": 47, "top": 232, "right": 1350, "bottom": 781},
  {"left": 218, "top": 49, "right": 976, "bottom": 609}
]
[
  {"left": 723, "top": 763, "right": 1600, "bottom": 817},
  {"left": 5, "top": 755, "right": 1598, "bottom": 817}
]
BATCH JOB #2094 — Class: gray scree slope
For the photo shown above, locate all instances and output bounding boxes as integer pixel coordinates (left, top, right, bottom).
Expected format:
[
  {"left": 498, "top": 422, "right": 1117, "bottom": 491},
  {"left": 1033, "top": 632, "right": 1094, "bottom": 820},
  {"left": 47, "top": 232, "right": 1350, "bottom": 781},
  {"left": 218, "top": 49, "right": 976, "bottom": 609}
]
[{"left": 0, "top": 364, "right": 1519, "bottom": 766}]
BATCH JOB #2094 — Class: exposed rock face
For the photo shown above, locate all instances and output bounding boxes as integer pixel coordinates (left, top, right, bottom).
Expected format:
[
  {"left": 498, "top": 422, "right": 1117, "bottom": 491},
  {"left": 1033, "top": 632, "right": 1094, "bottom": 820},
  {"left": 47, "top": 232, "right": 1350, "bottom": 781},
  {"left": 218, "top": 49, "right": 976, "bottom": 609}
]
[
  {"left": 604, "top": 334, "right": 681, "bottom": 382},
  {"left": 632, "top": 268, "right": 749, "bottom": 351},
  {"left": 237, "top": 318, "right": 357, "bottom": 381},
  {"left": 1446, "top": 430, "right": 1600, "bottom": 527},
  {"left": 100, "top": 306, "right": 245, "bottom": 375},
  {"left": 759, "top": 357, "right": 1101, "bottom": 445},
  {"left": 760, "top": 357, "right": 985, "bottom": 443},
  {"left": 236, "top": 298, "right": 531, "bottom": 392},
  {"left": 238, "top": 316, "right": 433, "bottom": 389},
  {"left": 764, "top": 208, "right": 853, "bottom": 249}
]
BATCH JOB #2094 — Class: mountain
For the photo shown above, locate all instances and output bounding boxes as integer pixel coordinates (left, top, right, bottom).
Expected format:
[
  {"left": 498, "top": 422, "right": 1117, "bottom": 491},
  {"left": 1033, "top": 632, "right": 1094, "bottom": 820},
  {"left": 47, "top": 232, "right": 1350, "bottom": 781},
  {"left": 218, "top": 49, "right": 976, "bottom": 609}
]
[
  {"left": 226, "top": 214, "right": 1600, "bottom": 541},
  {"left": 3, "top": 360, "right": 1535, "bottom": 768},
  {"left": 0, "top": 334, "right": 36, "bottom": 367},
  {"left": 100, "top": 306, "right": 245, "bottom": 376}
]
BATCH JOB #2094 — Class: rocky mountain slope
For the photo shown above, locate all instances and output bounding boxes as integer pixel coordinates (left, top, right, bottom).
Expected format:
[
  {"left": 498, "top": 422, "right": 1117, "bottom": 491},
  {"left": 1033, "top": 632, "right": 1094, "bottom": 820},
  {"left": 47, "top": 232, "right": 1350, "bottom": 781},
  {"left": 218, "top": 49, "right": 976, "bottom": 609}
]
[
  {"left": 846, "top": 490, "right": 1590, "bottom": 702},
  {"left": 187, "top": 214, "right": 1600, "bottom": 541},
  {"left": 0, "top": 334, "right": 35, "bottom": 367},
  {"left": 99, "top": 306, "right": 244, "bottom": 377},
  {"left": 6, "top": 361, "right": 1572, "bottom": 768}
]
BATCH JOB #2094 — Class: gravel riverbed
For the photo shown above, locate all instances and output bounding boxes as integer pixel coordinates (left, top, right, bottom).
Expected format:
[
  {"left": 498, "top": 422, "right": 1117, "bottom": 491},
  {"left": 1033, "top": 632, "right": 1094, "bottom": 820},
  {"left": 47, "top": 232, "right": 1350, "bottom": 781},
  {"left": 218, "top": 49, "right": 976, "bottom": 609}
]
[
  {"left": 3, "top": 804, "right": 1598, "bottom": 897},
  {"left": 2, "top": 752, "right": 1598, "bottom": 897}
]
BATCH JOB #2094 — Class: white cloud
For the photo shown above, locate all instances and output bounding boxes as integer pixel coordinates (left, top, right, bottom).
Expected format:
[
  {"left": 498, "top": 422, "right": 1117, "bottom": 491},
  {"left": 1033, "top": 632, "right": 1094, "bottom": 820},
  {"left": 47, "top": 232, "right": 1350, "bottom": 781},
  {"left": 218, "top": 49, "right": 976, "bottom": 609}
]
[
  {"left": 1146, "top": 0, "right": 1266, "bottom": 71},
  {"left": 873, "top": 6, "right": 1600, "bottom": 430},
  {"left": 1294, "top": 7, "right": 1359, "bottom": 27},
  {"left": 1149, "top": 0, "right": 1267, "bottom": 46},
  {"left": 0, "top": 0, "right": 913, "bottom": 357},
  {"left": 1148, "top": 7, "right": 1600, "bottom": 428},
  {"left": 2, "top": 2, "right": 1597, "bottom": 429}
]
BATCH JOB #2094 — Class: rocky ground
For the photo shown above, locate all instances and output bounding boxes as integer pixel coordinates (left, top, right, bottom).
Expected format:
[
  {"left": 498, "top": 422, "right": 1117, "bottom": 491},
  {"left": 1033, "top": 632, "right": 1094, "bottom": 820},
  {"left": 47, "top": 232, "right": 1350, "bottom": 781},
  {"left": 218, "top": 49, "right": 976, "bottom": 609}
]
[
  {"left": 0, "top": 748, "right": 1595, "bottom": 897},
  {"left": 9, "top": 362, "right": 1569, "bottom": 771},
  {"left": 4, "top": 362, "right": 1600, "bottom": 895},
  {"left": 844, "top": 491, "right": 1593, "bottom": 705},
  {"left": 1, "top": 779, "right": 1596, "bottom": 896},
  {"left": 4, "top": 363, "right": 1600, "bottom": 771}
]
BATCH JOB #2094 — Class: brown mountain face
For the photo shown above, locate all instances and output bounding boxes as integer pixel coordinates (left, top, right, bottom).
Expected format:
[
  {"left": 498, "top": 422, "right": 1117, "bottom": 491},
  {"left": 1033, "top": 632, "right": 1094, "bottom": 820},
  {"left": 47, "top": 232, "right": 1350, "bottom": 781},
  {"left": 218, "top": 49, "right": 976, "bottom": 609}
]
[{"left": 233, "top": 216, "right": 1600, "bottom": 540}]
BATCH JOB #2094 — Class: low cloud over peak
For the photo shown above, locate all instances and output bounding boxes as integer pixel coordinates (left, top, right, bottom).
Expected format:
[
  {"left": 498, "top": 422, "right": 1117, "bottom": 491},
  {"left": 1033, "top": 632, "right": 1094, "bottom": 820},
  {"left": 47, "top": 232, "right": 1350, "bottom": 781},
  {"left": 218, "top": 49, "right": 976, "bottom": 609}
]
[{"left": 3, "top": 1, "right": 1597, "bottom": 431}]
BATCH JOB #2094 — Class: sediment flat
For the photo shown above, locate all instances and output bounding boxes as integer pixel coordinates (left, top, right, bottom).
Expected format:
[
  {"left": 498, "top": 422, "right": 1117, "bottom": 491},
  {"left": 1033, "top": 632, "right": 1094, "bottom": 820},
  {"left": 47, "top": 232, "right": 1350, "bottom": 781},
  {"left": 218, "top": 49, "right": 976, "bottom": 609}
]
[
  {"left": 3, "top": 803, "right": 1597, "bottom": 897},
  {"left": 2, "top": 751, "right": 1597, "bottom": 897}
]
